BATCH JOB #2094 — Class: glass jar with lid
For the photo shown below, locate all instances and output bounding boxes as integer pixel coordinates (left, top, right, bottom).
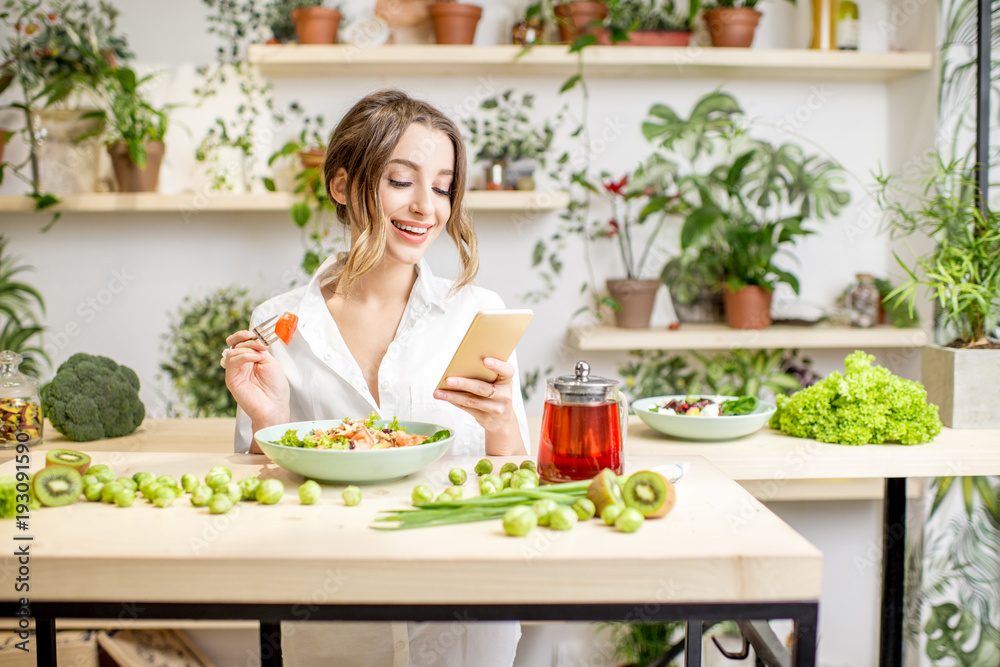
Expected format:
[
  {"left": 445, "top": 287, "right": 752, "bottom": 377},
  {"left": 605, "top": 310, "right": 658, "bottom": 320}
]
[{"left": 0, "top": 350, "right": 44, "bottom": 448}]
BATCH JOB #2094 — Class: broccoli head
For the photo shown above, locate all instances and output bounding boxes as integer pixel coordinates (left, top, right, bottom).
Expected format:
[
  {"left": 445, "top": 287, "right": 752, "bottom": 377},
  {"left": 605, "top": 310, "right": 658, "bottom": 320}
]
[{"left": 41, "top": 353, "right": 146, "bottom": 441}]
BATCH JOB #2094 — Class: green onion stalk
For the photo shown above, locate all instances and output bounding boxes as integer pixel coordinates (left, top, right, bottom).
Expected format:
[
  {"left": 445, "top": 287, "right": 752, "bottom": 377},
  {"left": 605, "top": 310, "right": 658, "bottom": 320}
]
[{"left": 373, "top": 480, "right": 592, "bottom": 530}]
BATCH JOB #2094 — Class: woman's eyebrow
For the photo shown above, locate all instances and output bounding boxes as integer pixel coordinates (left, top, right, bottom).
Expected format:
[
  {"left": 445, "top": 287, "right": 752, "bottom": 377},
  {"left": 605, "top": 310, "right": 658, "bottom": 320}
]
[{"left": 388, "top": 158, "right": 453, "bottom": 177}]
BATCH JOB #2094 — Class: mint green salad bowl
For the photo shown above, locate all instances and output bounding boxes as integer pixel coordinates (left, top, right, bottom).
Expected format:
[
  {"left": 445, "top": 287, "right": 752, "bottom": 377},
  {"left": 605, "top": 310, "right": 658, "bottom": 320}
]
[
  {"left": 254, "top": 419, "right": 454, "bottom": 484},
  {"left": 632, "top": 395, "right": 776, "bottom": 441}
]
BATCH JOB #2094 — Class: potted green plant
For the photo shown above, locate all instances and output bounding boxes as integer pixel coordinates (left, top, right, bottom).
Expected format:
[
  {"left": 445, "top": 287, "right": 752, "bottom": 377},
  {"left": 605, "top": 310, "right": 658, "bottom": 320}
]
[
  {"left": 266, "top": 112, "right": 340, "bottom": 276},
  {"left": 161, "top": 286, "right": 257, "bottom": 418},
  {"left": 291, "top": 0, "right": 343, "bottom": 44},
  {"left": 0, "top": 0, "right": 132, "bottom": 198},
  {"left": 553, "top": 1, "right": 609, "bottom": 43},
  {"left": 609, "top": 0, "right": 698, "bottom": 46},
  {"left": 875, "top": 158, "right": 1000, "bottom": 428},
  {"left": 428, "top": 0, "right": 482, "bottom": 44},
  {"left": 0, "top": 235, "right": 48, "bottom": 377},
  {"left": 701, "top": 0, "right": 795, "bottom": 47},
  {"left": 461, "top": 90, "right": 560, "bottom": 191},
  {"left": 642, "top": 91, "right": 849, "bottom": 329},
  {"left": 80, "top": 67, "right": 174, "bottom": 192}
]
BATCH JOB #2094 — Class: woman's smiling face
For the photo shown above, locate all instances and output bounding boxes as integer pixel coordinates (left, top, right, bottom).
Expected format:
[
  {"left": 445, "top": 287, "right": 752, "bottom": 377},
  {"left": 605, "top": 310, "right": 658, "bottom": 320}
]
[{"left": 378, "top": 122, "right": 454, "bottom": 266}]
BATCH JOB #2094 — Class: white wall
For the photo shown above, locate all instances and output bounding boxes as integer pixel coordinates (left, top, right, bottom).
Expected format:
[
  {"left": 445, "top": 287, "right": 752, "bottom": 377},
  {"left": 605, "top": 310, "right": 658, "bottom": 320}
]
[{"left": 0, "top": 0, "right": 938, "bottom": 664}]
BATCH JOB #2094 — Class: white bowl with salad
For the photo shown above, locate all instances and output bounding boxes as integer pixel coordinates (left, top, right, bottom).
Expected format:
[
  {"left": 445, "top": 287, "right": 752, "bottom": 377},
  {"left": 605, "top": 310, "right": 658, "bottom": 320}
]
[
  {"left": 254, "top": 416, "right": 454, "bottom": 484},
  {"left": 631, "top": 395, "right": 776, "bottom": 441}
]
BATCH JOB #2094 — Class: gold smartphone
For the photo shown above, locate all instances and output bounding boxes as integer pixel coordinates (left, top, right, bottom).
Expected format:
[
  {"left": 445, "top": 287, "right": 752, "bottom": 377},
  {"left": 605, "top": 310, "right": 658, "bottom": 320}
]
[{"left": 436, "top": 309, "right": 535, "bottom": 391}]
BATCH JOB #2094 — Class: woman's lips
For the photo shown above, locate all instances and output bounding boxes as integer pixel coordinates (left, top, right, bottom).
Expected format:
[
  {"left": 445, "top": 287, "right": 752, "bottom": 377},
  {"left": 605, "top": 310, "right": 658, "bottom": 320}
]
[{"left": 392, "top": 220, "right": 431, "bottom": 244}]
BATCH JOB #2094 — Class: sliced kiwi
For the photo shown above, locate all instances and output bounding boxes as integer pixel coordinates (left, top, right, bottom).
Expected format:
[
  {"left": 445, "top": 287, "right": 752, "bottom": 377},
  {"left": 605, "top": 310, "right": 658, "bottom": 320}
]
[
  {"left": 32, "top": 466, "right": 84, "bottom": 507},
  {"left": 586, "top": 468, "right": 625, "bottom": 516},
  {"left": 45, "top": 449, "right": 91, "bottom": 473},
  {"left": 622, "top": 471, "right": 677, "bottom": 519}
]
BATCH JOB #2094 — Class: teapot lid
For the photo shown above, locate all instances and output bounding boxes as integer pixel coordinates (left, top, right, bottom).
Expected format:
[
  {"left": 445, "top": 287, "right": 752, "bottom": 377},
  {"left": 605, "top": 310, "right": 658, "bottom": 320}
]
[{"left": 550, "top": 361, "right": 616, "bottom": 402}]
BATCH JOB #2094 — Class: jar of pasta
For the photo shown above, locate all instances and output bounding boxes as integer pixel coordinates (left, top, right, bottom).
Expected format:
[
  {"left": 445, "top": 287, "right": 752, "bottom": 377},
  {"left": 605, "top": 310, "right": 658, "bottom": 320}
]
[{"left": 0, "top": 351, "right": 43, "bottom": 448}]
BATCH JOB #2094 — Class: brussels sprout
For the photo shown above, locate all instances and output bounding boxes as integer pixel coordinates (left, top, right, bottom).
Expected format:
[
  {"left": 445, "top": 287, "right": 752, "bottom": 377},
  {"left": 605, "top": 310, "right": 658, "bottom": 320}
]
[
  {"left": 85, "top": 464, "right": 114, "bottom": 484},
  {"left": 132, "top": 471, "right": 154, "bottom": 486},
  {"left": 502, "top": 506, "right": 537, "bottom": 536},
  {"left": 499, "top": 462, "right": 519, "bottom": 475},
  {"left": 572, "top": 498, "right": 597, "bottom": 521},
  {"left": 411, "top": 484, "right": 434, "bottom": 505},
  {"left": 601, "top": 504, "right": 624, "bottom": 526},
  {"left": 151, "top": 487, "right": 177, "bottom": 508},
  {"left": 220, "top": 481, "right": 242, "bottom": 505},
  {"left": 209, "top": 493, "right": 234, "bottom": 514},
  {"left": 474, "top": 459, "right": 493, "bottom": 475},
  {"left": 342, "top": 485, "right": 362, "bottom": 506},
  {"left": 519, "top": 460, "right": 537, "bottom": 473},
  {"left": 549, "top": 506, "right": 578, "bottom": 531},
  {"left": 101, "top": 481, "right": 124, "bottom": 504},
  {"left": 239, "top": 477, "right": 261, "bottom": 501},
  {"left": 156, "top": 475, "right": 181, "bottom": 492},
  {"left": 299, "top": 480, "right": 321, "bottom": 505},
  {"left": 116, "top": 477, "right": 138, "bottom": 493},
  {"left": 181, "top": 473, "right": 200, "bottom": 493},
  {"left": 531, "top": 499, "right": 559, "bottom": 526},
  {"left": 448, "top": 468, "right": 467, "bottom": 485},
  {"left": 190, "top": 485, "right": 213, "bottom": 507},
  {"left": 256, "top": 479, "right": 284, "bottom": 505},
  {"left": 510, "top": 474, "right": 537, "bottom": 490},
  {"left": 499, "top": 471, "right": 513, "bottom": 488},
  {"left": 446, "top": 485, "right": 463, "bottom": 500},
  {"left": 114, "top": 488, "right": 135, "bottom": 507},
  {"left": 83, "top": 482, "right": 104, "bottom": 502},
  {"left": 205, "top": 471, "right": 230, "bottom": 491},
  {"left": 615, "top": 507, "right": 645, "bottom": 533},
  {"left": 139, "top": 481, "right": 162, "bottom": 500},
  {"left": 208, "top": 466, "right": 232, "bottom": 481}
]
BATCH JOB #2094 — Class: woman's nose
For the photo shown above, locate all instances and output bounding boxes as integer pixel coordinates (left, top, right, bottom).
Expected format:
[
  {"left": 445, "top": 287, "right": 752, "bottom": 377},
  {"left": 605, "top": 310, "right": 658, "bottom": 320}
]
[{"left": 409, "top": 184, "right": 433, "bottom": 216}]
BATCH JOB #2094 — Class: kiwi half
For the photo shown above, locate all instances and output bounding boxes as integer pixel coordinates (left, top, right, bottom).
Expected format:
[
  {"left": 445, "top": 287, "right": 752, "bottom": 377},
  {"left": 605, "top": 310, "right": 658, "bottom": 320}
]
[
  {"left": 32, "top": 466, "right": 84, "bottom": 507},
  {"left": 586, "top": 468, "right": 625, "bottom": 515},
  {"left": 622, "top": 471, "right": 677, "bottom": 519},
  {"left": 45, "top": 449, "right": 91, "bottom": 473}
]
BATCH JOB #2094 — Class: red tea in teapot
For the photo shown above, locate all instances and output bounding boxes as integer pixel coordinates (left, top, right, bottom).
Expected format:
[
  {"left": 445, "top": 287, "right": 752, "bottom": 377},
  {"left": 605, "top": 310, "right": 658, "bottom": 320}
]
[{"left": 537, "top": 401, "right": 623, "bottom": 483}]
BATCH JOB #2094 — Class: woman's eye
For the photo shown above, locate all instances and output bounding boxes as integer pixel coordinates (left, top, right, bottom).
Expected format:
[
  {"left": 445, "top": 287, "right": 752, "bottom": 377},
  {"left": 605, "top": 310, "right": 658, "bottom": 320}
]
[
  {"left": 433, "top": 187, "right": 452, "bottom": 197},
  {"left": 388, "top": 179, "right": 411, "bottom": 188}
]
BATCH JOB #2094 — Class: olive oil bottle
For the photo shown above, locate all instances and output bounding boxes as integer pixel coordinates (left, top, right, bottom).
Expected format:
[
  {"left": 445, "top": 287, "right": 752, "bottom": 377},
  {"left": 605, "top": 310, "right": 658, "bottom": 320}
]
[{"left": 836, "top": 0, "right": 859, "bottom": 50}]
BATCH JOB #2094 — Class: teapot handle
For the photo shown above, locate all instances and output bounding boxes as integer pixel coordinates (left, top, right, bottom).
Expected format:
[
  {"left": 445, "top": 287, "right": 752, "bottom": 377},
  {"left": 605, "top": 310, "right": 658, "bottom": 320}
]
[{"left": 617, "top": 391, "right": 629, "bottom": 450}]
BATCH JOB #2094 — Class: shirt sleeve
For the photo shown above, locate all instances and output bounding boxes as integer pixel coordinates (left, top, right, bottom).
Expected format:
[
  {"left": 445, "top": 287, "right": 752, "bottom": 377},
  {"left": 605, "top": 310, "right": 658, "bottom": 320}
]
[{"left": 506, "top": 349, "right": 532, "bottom": 455}]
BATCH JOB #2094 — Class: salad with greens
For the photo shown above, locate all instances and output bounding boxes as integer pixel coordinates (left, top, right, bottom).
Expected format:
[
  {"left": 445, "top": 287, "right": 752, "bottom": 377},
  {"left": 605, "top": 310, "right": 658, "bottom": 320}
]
[
  {"left": 648, "top": 396, "right": 759, "bottom": 417},
  {"left": 274, "top": 414, "right": 451, "bottom": 450}
]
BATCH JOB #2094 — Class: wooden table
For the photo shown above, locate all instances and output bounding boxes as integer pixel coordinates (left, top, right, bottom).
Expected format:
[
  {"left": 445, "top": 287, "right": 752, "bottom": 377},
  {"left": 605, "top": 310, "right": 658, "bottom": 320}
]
[{"left": 0, "top": 443, "right": 821, "bottom": 667}]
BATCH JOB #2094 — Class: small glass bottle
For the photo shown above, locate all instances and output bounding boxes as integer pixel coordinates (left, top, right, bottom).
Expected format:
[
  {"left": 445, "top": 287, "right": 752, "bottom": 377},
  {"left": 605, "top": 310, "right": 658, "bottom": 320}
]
[
  {"left": 0, "top": 351, "right": 44, "bottom": 448},
  {"left": 848, "top": 273, "right": 879, "bottom": 328},
  {"left": 836, "top": 0, "right": 859, "bottom": 50}
]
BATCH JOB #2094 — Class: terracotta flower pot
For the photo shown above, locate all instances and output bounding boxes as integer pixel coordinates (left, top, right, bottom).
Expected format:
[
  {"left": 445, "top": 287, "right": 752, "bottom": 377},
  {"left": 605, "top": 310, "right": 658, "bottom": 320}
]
[
  {"left": 108, "top": 140, "right": 165, "bottom": 193},
  {"left": 607, "top": 279, "right": 660, "bottom": 329},
  {"left": 625, "top": 30, "right": 691, "bottom": 47},
  {"left": 722, "top": 284, "right": 772, "bottom": 329},
  {"left": 554, "top": 2, "right": 609, "bottom": 43},
  {"left": 703, "top": 8, "right": 762, "bottom": 48},
  {"left": 292, "top": 7, "right": 343, "bottom": 44},
  {"left": 428, "top": 2, "right": 482, "bottom": 45}
]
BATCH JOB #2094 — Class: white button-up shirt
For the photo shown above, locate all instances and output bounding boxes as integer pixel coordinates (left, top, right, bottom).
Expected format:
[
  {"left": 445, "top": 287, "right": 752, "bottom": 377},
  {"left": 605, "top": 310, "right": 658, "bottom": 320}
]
[{"left": 234, "top": 255, "right": 531, "bottom": 456}]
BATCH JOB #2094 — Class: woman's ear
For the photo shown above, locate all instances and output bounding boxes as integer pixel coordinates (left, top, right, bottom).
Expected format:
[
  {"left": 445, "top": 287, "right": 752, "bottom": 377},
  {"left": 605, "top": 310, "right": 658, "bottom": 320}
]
[{"left": 329, "top": 168, "right": 348, "bottom": 205}]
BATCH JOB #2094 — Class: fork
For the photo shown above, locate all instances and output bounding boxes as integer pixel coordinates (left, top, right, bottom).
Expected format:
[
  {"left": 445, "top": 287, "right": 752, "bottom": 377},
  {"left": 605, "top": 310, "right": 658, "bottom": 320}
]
[{"left": 249, "top": 315, "right": 280, "bottom": 346}]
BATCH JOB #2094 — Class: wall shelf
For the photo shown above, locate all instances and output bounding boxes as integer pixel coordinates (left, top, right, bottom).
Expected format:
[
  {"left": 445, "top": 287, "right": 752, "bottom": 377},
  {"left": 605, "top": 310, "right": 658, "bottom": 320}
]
[
  {"left": 248, "top": 44, "right": 933, "bottom": 82},
  {"left": 0, "top": 190, "right": 569, "bottom": 214},
  {"left": 568, "top": 323, "right": 929, "bottom": 351}
]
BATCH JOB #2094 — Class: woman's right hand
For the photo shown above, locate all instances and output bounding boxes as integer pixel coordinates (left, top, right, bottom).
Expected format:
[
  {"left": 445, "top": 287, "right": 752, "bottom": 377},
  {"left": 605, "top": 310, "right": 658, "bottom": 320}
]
[{"left": 224, "top": 330, "right": 291, "bottom": 429}]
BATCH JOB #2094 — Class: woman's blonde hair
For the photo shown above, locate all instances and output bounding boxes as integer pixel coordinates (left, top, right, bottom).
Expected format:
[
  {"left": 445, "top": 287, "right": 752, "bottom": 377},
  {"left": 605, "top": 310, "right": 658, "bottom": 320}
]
[{"left": 323, "top": 89, "right": 478, "bottom": 294}]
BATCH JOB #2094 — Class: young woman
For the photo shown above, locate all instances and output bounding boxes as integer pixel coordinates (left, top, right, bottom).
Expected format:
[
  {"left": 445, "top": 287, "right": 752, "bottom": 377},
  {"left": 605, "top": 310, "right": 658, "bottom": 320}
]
[{"left": 222, "top": 90, "right": 529, "bottom": 665}]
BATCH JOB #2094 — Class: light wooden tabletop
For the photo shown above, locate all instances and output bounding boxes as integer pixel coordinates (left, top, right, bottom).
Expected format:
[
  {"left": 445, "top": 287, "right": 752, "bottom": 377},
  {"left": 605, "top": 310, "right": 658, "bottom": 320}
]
[{"left": 0, "top": 452, "right": 821, "bottom": 607}]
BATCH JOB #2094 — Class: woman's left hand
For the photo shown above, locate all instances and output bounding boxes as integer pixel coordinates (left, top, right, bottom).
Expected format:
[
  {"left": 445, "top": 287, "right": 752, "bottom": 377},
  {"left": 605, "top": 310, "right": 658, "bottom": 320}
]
[{"left": 434, "top": 357, "right": 525, "bottom": 455}]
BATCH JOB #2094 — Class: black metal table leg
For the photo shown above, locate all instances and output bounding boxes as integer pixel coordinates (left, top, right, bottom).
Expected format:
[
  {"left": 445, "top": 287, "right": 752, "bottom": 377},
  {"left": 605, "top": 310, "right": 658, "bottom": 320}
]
[
  {"left": 36, "top": 618, "right": 56, "bottom": 666},
  {"left": 879, "top": 477, "right": 906, "bottom": 667},
  {"left": 791, "top": 603, "right": 819, "bottom": 667},
  {"left": 260, "top": 621, "right": 282, "bottom": 667},
  {"left": 685, "top": 620, "right": 703, "bottom": 667}
]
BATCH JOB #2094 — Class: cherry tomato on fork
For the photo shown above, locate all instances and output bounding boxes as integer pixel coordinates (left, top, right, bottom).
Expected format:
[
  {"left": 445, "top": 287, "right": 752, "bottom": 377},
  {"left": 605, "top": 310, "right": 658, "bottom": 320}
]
[{"left": 274, "top": 312, "right": 299, "bottom": 345}]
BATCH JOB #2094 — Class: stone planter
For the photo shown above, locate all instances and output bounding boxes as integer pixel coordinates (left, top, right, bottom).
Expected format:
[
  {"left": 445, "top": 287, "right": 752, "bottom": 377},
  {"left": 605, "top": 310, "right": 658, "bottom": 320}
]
[
  {"left": 671, "top": 289, "right": 725, "bottom": 323},
  {"left": 921, "top": 344, "right": 1000, "bottom": 428},
  {"left": 607, "top": 278, "right": 660, "bottom": 329},
  {"left": 32, "top": 109, "right": 104, "bottom": 195}
]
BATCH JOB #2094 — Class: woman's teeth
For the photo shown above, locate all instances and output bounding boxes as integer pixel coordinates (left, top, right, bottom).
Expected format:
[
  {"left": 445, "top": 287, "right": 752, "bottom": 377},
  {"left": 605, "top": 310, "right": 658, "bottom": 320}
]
[{"left": 393, "top": 221, "right": 428, "bottom": 235}]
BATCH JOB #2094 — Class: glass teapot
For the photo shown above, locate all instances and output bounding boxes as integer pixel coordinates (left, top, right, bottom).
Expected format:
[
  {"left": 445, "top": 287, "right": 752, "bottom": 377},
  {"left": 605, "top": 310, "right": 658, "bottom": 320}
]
[{"left": 537, "top": 361, "right": 628, "bottom": 483}]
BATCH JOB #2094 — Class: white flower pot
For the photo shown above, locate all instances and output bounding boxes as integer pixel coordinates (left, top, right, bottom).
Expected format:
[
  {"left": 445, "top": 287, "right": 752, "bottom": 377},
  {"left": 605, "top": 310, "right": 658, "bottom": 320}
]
[
  {"left": 32, "top": 109, "right": 104, "bottom": 195},
  {"left": 921, "top": 344, "right": 1000, "bottom": 428}
]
